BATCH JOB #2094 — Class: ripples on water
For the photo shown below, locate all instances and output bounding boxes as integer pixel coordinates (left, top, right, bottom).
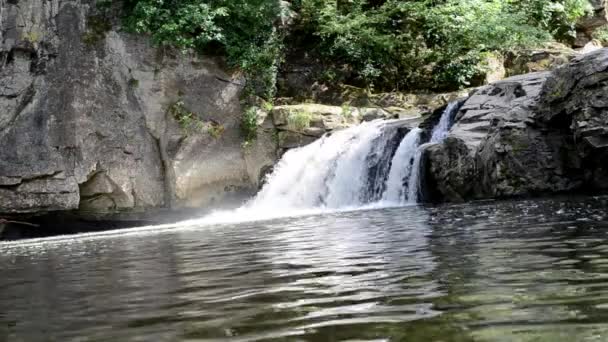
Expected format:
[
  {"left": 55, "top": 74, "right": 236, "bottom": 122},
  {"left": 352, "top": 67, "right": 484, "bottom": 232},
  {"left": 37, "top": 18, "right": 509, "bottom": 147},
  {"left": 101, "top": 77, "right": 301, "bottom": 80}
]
[{"left": 3, "top": 196, "right": 608, "bottom": 341}]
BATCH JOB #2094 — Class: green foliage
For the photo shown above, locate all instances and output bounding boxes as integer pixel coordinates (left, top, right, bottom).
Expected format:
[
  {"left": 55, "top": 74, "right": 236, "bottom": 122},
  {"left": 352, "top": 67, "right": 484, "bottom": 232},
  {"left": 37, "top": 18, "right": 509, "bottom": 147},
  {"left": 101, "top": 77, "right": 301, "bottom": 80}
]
[
  {"left": 207, "top": 122, "right": 225, "bottom": 139},
  {"left": 124, "top": 0, "right": 591, "bottom": 93},
  {"left": 592, "top": 25, "right": 608, "bottom": 44},
  {"left": 288, "top": 110, "right": 313, "bottom": 130},
  {"left": 507, "top": 0, "right": 592, "bottom": 42},
  {"left": 169, "top": 100, "right": 223, "bottom": 138},
  {"left": 125, "top": 1, "right": 227, "bottom": 51},
  {"left": 82, "top": 14, "right": 112, "bottom": 46},
  {"left": 128, "top": 77, "right": 140, "bottom": 88},
  {"left": 123, "top": 0, "right": 282, "bottom": 100},
  {"left": 241, "top": 107, "right": 259, "bottom": 143},
  {"left": 262, "top": 101, "right": 274, "bottom": 112},
  {"left": 169, "top": 101, "right": 203, "bottom": 133},
  {"left": 296, "top": 0, "right": 588, "bottom": 90},
  {"left": 22, "top": 31, "right": 41, "bottom": 44},
  {"left": 341, "top": 104, "right": 355, "bottom": 118}
]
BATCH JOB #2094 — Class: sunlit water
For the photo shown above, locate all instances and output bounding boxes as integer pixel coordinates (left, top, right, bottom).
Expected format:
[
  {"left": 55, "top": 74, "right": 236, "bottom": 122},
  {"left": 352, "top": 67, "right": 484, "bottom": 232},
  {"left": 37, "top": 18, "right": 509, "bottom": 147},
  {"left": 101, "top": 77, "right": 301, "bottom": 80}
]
[{"left": 3, "top": 196, "right": 608, "bottom": 341}]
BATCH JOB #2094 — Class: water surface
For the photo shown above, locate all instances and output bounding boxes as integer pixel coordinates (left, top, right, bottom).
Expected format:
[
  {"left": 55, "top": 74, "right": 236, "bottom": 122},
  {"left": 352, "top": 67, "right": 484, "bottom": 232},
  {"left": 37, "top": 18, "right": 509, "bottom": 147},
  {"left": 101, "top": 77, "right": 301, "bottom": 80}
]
[{"left": 3, "top": 196, "right": 608, "bottom": 341}]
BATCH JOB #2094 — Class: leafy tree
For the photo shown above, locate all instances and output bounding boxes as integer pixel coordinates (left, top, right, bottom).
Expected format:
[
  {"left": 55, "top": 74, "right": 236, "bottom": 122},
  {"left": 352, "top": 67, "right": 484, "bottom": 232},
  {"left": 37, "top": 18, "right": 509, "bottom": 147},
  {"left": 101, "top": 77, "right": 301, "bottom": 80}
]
[
  {"left": 121, "top": 0, "right": 592, "bottom": 94},
  {"left": 123, "top": 0, "right": 282, "bottom": 99},
  {"left": 507, "top": 0, "right": 592, "bottom": 42}
]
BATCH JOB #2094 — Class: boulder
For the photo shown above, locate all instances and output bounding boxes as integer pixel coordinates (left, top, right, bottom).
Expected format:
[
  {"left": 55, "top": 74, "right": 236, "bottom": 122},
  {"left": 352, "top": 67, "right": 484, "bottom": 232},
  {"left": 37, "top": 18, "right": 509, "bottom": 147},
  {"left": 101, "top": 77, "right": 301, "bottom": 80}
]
[
  {"left": 272, "top": 104, "right": 360, "bottom": 150},
  {"left": 270, "top": 103, "right": 422, "bottom": 151},
  {"left": 347, "top": 87, "right": 469, "bottom": 115},
  {"left": 471, "top": 52, "right": 506, "bottom": 85},
  {"left": 575, "top": 0, "right": 608, "bottom": 47},
  {"left": 537, "top": 48, "right": 608, "bottom": 188},
  {"left": 582, "top": 39, "right": 605, "bottom": 53},
  {"left": 504, "top": 43, "right": 577, "bottom": 76},
  {"left": 359, "top": 108, "right": 395, "bottom": 122},
  {"left": 422, "top": 61, "right": 591, "bottom": 201},
  {"left": 423, "top": 48, "right": 608, "bottom": 202},
  {"left": 244, "top": 111, "right": 279, "bottom": 188}
]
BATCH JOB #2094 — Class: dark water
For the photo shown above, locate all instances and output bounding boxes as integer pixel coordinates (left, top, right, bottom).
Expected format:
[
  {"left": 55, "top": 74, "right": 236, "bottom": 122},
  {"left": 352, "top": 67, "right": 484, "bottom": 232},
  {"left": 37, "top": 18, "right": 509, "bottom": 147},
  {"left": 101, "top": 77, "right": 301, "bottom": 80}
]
[{"left": 3, "top": 197, "right": 608, "bottom": 341}]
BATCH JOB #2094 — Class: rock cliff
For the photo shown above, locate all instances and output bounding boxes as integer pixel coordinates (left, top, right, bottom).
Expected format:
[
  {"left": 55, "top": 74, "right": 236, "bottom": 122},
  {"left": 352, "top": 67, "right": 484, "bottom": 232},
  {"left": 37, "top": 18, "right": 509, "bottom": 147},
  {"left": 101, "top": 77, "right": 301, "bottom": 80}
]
[
  {"left": 0, "top": 0, "right": 277, "bottom": 217},
  {"left": 423, "top": 48, "right": 608, "bottom": 202},
  {"left": 3, "top": 0, "right": 608, "bottom": 223}
]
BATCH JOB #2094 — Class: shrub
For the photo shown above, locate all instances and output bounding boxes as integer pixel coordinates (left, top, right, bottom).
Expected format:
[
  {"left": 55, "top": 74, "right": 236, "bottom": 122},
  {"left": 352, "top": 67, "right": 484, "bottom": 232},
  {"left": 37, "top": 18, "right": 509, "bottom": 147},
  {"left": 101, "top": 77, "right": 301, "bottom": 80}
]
[
  {"left": 288, "top": 110, "right": 313, "bottom": 130},
  {"left": 169, "top": 101, "right": 202, "bottom": 133},
  {"left": 299, "top": 0, "right": 574, "bottom": 90},
  {"left": 123, "top": 0, "right": 282, "bottom": 100},
  {"left": 207, "top": 123, "right": 225, "bottom": 139},
  {"left": 124, "top": 0, "right": 592, "bottom": 94},
  {"left": 241, "top": 107, "right": 259, "bottom": 143},
  {"left": 508, "top": 0, "right": 592, "bottom": 42},
  {"left": 341, "top": 104, "right": 355, "bottom": 118},
  {"left": 592, "top": 25, "right": 608, "bottom": 44},
  {"left": 169, "top": 100, "right": 223, "bottom": 138},
  {"left": 82, "top": 14, "right": 112, "bottom": 46}
]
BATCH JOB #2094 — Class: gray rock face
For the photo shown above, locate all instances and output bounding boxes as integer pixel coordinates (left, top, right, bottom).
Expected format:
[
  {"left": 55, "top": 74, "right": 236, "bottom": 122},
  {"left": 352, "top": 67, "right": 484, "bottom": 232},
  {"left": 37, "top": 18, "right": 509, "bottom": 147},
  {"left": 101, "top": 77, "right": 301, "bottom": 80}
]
[
  {"left": 271, "top": 104, "right": 360, "bottom": 151},
  {"left": 575, "top": 0, "right": 608, "bottom": 47},
  {"left": 423, "top": 49, "right": 608, "bottom": 202},
  {"left": 538, "top": 48, "right": 608, "bottom": 188},
  {"left": 0, "top": 0, "right": 277, "bottom": 216}
]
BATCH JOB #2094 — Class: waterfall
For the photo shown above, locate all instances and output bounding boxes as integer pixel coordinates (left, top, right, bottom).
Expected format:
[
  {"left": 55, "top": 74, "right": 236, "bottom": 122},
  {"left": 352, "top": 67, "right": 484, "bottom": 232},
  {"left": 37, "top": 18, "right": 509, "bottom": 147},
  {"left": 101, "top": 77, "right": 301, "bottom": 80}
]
[
  {"left": 249, "top": 120, "right": 404, "bottom": 210},
  {"left": 404, "top": 100, "right": 462, "bottom": 202},
  {"left": 429, "top": 101, "right": 460, "bottom": 143},
  {"left": 381, "top": 128, "right": 422, "bottom": 203},
  {"left": 243, "top": 101, "right": 461, "bottom": 213}
]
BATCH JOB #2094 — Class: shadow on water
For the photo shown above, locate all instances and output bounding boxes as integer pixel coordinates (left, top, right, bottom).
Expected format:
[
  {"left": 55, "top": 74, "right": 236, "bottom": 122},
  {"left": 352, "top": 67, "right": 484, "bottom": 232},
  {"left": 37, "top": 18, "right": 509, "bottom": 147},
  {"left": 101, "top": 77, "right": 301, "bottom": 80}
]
[{"left": 3, "top": 196, "right": 608, "bottom": 341}]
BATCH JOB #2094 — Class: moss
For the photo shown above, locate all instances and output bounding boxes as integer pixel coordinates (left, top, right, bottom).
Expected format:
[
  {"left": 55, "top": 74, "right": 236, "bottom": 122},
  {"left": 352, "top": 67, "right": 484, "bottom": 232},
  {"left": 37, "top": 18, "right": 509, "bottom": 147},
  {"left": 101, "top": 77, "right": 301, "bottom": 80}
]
[
  {"left": 22, "top": 31, "right": 41, "bottom": 44},
  {"left": 262, "top": 101, "right": 274, "bottom": 112},
  {"left": 241, "top": 140, "right": 253, "bottom": 150},
  {"left": 82, "top": 15, "right": 112, "bottom": 46},
  {"left": 96, "top": 0, "right": 113, "bottom": 10},
  {"left": 169, "top": 100, "right": 221, "bottom": 138},
  {"left": 287, "top": 110, "right": 313, "bottom": 130},
  {"left": 241, "top": 107, "right": 259, "bottom": 143},
  {"left": 128, "top": 78, "right": 140, "bottom": 88},
  {"left": 341, "top": 104, "right": 355, "bottom": 118},
  {"left": 272, "top": 130, "right": 280, "bottom": 143},
  {"left": 509, "top": 136, "right": 530, "bottom": 153},
  {"left": 207, "top": 123, "right": 225, "bottom": 139},
  {"left": 592, "top": 25, "right": 608, "bottom": 44}
]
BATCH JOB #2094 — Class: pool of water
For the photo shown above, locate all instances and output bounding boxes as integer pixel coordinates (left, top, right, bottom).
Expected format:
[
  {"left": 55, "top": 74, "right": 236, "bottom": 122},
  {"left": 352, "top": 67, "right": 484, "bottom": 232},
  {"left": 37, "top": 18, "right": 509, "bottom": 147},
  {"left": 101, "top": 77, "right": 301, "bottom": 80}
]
[{"left": 2, "top": 196, "right": 608, "bottom": 341}]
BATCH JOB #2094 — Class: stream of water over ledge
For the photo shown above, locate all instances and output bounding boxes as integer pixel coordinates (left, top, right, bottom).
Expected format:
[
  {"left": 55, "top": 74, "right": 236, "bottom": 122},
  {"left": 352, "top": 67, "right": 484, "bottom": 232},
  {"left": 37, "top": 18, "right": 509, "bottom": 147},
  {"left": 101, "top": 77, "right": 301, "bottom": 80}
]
[{"left": 3, "top": 196, "right": 608, "bottom": 341}]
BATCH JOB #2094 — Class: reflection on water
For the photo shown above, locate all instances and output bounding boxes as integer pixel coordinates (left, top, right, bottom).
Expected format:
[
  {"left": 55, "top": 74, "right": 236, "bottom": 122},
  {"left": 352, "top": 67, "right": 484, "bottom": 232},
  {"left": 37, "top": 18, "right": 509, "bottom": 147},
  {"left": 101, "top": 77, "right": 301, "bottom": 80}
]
[{"left": 3, "top": 196, "right": 608, "bottom": 341}]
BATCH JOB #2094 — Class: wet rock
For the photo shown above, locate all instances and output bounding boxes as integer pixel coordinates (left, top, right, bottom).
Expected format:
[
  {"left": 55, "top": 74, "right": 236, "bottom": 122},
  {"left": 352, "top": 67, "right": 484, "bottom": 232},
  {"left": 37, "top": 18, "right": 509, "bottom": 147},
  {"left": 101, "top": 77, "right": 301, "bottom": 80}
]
[
  {"left": 244, "top": 112, "right": 279, "bottom": 189},
  {"left": 277, "top": 131, "right": 318, "bottom": 150},
  {"left": 537, "top": 48, "right": 608, "bottom": 189},
  {"left": 359, "top": 108, "right": 396, "bottom": 122},
  {"left": 422, "top": 53, "right": 606, "bottom": 202}
]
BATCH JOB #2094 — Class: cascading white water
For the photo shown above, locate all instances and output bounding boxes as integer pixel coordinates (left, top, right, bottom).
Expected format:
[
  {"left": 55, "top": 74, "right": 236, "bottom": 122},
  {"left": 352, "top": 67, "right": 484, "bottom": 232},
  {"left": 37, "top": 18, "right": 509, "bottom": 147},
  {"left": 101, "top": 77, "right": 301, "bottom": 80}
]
[
  {"left": 430, "top": 101, "right": 460, "bottom": 143},
  {"left": 249, "top": 120, "right": 402, "bottom": 210},
  {"left": 381, "top": 128, "right": 422, "bottom": 203},
  {"left": 89, "top": 102, "right": 462, "bottom": 231},
  {"left": 246, "top": 101, "right": 461, "bottom": 212},
  {"left": 403, "top": 100, "right": 462, "bottom": 203},
  {"left": 151, "top": 101, "right": 462, "bottom": 228}
]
